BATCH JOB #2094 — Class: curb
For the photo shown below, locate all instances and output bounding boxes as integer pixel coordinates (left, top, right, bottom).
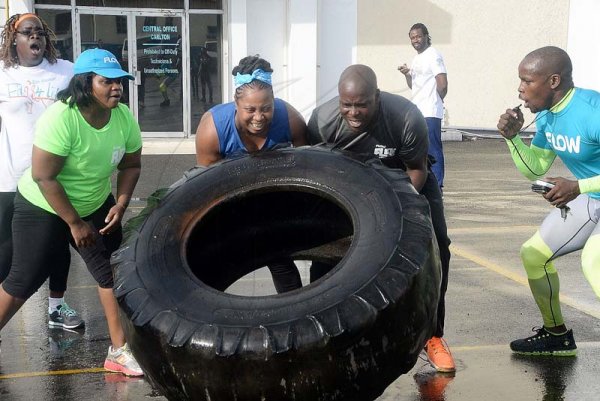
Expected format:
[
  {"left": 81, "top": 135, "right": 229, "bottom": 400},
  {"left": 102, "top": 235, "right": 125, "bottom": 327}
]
[
  {"left": 142, "top": 138, "right": 196, "bottom": 155},
  {"left": 141, "top": 130, "right": 468, "bottom": 156},
  {"left": 442, "top": 129, "right": 463, "bottom": 142}
]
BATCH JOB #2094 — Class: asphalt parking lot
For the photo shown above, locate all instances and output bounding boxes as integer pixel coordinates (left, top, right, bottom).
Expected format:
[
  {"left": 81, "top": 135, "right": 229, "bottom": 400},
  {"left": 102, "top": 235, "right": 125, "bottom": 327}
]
[{"left": 1, "top": 137, "right": 599, "bottom": 401}]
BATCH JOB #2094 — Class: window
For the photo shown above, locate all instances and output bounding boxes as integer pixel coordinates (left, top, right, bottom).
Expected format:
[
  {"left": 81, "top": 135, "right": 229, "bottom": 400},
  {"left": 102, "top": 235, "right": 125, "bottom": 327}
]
[
  {"left": 75, "top": 0, "right": 183, "bottom": 7},
  {"left": 143, "top": 16, "right": 157, "bottom": 27},
  {"left": 116, "top": 16, "right": 127, "bottom": 34},
  {"left": 190, "top": 0, "right": 222, "bottom": 9},
  {"left": 36, "top": 9, "right": 74, "bottom": 61},
  {"left": 35, "top": 0, "right": 70, "bottom": 5}
]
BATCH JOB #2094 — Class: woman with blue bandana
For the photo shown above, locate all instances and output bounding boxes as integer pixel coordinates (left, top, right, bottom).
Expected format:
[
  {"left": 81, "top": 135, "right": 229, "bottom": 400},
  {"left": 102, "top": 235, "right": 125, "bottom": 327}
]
[{"left": 195, "top": 55, "right": 307, "bottom": 293}]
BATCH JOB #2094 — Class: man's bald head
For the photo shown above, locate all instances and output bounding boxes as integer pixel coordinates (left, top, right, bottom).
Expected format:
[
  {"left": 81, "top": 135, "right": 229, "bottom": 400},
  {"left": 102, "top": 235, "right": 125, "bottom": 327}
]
[
  {"left": 338, "top": 64, "right": 379, "bottom": 96},
  {"left": 520, "top": 46, "right": 573, "bottom": 89}
]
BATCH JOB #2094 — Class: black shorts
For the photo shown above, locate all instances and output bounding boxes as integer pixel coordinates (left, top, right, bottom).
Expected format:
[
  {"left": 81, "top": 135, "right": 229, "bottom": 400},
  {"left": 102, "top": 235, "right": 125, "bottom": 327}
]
[{"left": 2, "top": 192, "right": 122, "bottom": 299}]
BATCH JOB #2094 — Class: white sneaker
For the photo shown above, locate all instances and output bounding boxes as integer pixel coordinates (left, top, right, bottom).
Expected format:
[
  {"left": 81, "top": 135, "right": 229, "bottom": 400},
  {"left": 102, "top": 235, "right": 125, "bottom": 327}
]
[{"left": 104, "top": 343, "right": 144, "bottom": 377}]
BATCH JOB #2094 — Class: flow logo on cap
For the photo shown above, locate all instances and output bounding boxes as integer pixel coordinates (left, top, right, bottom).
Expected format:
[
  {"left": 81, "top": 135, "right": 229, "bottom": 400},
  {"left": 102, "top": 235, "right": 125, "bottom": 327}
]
[{"left": 74, "top": 48, "right": 134, "bottom": 80}]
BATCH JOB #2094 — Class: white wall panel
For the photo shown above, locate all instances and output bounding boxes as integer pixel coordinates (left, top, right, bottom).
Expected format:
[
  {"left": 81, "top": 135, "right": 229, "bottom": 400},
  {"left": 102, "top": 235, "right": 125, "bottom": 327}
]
[
  {"left": 317, "top": 0, "right": 357, "bottom": 106},
  {"left": 568, "top": 0, "right": 600, "bottom": 92},
  {"left": 246, "top": 0, "right": 287, "bottom": 99}
]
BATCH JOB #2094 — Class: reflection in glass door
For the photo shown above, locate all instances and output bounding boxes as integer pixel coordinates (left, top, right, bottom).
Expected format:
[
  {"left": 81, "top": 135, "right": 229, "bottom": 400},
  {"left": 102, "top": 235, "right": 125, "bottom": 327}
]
[
  {"left": 79, "top": 14, "right": 130, "bottom": 104},
  {"left": 188, "top": 13, "right": 223, "bottom": 135},
  {"left": 77, "top": 11, "right": 223, "bottom": 137},
  {"left": 135, "top": 15, "right": 183, "bottom": 134},
  {"left": 37, "top": 9, "right": 74, "bottom": 62},
  {"left": 79, "top": 12, "right": 185, "bottom": 136}
]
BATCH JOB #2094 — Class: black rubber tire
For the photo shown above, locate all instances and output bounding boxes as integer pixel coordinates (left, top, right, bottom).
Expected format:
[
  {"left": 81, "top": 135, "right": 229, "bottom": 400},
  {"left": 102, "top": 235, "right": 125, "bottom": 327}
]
[{"left": 112, "top": 145, "right": 441, "bottom": 401}]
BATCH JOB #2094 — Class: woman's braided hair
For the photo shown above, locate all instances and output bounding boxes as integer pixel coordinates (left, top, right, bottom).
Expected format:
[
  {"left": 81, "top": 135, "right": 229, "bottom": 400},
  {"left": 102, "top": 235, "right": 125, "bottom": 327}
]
[{"left": 0, "top": 13, "right": 59, "bottom": 69}]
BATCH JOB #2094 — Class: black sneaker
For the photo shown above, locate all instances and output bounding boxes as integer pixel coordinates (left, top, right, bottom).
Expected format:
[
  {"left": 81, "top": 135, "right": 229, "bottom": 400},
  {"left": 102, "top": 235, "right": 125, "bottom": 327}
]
[
  {"left": 510, "top": 327, "right": 577, "bottom": 356},
  {"left": 49, "top": 302, "right": 85, "bottom": 330}
]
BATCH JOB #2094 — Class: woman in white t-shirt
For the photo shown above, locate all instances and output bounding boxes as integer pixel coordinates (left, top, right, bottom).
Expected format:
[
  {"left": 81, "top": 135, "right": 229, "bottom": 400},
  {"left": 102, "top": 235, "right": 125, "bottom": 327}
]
[{"left": 0, "top": 13, "right": 84, "bottom": 330}]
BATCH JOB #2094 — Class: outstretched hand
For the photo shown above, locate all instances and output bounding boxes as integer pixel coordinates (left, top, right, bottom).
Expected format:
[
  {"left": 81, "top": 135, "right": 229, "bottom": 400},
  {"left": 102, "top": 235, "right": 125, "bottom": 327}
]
[{"left": 497, "top": 107, "right": 524, "bottom": 139}]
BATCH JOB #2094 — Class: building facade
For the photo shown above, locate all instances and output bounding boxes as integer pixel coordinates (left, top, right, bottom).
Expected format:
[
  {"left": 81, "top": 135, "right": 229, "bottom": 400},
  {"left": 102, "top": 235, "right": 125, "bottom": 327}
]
[{"left": 0, "top": 0, "right": 596, "bottom": 137}]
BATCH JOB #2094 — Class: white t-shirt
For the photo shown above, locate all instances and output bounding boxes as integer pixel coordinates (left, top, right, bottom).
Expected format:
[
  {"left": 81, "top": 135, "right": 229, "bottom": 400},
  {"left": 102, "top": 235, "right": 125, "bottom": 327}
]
[
  {"left": 409, "top": 46, "right": 447, "bottom": 119},
  {"left": 0, "top": 58, "right": 73, "bottom": 192}
]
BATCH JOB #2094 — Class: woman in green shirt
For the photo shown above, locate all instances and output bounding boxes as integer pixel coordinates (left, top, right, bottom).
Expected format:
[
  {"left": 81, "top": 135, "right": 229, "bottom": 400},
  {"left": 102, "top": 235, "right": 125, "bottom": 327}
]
[{"left": 0, "top": 48, "right": 143, "bottom": 376}]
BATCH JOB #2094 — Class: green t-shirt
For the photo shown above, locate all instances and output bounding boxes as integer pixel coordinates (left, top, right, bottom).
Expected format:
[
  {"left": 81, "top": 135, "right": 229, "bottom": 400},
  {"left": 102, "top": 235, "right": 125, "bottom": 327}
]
[{"left": 18, "top": 100, "right": 142, "bottom": 217}]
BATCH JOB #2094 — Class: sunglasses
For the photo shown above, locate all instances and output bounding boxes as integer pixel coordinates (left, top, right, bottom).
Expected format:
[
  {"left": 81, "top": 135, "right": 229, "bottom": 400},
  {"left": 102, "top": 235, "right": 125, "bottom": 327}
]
[{"left": 16, "top": 29, "right": 49, "bottom": 37}]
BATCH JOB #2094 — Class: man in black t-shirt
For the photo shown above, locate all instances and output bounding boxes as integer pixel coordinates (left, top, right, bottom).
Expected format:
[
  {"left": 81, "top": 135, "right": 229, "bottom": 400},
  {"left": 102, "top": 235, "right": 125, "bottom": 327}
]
[{"left": 307, "top": 64, "right": 455, "bottom": 373}]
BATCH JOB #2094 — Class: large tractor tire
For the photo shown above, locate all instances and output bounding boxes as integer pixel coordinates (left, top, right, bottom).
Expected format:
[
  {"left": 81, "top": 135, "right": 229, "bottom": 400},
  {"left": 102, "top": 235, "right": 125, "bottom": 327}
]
[{"left": 112, "top": 145, "right": 441, "bottom": 401}]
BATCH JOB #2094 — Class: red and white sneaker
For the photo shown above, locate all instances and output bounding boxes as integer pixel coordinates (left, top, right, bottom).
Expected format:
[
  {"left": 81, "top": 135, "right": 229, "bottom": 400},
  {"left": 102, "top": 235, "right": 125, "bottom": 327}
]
[{"left": 104, "top": 343, "right": 144, "bottom": 377}]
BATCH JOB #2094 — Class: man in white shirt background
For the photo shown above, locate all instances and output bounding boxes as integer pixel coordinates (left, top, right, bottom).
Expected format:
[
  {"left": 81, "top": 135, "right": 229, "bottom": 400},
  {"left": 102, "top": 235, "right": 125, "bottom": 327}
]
[{"left": 399, "top": 23, "right": 448, "bottom": 191}]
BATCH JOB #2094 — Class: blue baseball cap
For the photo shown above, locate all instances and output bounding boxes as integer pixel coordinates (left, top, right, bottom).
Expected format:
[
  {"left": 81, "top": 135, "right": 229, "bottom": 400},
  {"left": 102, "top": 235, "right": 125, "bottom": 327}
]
[{"left": 73, "top": 48, "right": 134, "bottom": 80}]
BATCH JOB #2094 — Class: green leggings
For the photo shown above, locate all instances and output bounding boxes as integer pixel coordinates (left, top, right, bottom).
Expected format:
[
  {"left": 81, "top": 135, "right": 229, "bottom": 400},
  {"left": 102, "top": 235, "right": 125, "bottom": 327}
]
[{"left": 521, "top": 194, "right": 600, "bottom": 328}]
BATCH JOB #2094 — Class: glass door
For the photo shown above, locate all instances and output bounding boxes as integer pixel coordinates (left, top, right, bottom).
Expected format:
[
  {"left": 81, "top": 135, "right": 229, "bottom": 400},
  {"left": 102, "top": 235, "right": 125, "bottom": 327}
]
[
  {"left": 133, "top": 14, "right": 184, "bottom": 136},
  {"left": 78, "top": 11, "right": 186, "bottom": 137},
  {"left": 188, "top": 13, "right": 223, "bottom": 135},
  {"left": 78, "top": 13, "right": 130, "bottom": 102}
]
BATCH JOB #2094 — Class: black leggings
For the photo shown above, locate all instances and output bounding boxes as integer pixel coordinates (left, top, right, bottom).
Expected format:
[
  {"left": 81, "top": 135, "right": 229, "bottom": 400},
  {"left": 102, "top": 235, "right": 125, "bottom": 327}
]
[
  {"left": 2, "top": 192, "right": 122, "bottom": 299},
  {"left": 268, "top": 257, "right": 302, "bottom": 293},
  {"left": 0, "top": 192, "right": 72, "bottom": 292},
  {"left": 419, "top": 171, "right": 451, "bottom": 338},
  {"left": 0, "top": 192, "right": 16, "bottom": 283}
]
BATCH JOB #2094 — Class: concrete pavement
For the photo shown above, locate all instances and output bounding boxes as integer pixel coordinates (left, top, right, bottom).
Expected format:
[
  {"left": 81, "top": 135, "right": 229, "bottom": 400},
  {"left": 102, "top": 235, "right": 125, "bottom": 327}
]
[{"left": 1, "top": 138, "right": 599, "bottom": 401}]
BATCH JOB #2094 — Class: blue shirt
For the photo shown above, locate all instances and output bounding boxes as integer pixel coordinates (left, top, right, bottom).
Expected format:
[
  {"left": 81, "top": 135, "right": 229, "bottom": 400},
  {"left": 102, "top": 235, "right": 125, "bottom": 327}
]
[
  {"left": 532, "top": 88, "right": 600, "bottom": 199},
  {"left": 210, "top": 98, "right": 291, "bottom": 158}
]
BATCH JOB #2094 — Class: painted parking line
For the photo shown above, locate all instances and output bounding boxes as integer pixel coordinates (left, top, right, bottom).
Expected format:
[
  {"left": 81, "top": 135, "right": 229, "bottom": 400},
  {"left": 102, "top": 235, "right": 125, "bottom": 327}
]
[
  {"left": 448, "top": 225, "right": 538, "bottom": 234},
  {"left": 0, "top": 367, "right": 106, "bottom": 380},
  {"left": 452, "top": 341, "right": 600, "bottom": 352},
  {"left": 4, "top": 342, "right": 600, "bottom": 381},
  {"left": 450, "top": 244, "right": 600, "bottom": 320}
]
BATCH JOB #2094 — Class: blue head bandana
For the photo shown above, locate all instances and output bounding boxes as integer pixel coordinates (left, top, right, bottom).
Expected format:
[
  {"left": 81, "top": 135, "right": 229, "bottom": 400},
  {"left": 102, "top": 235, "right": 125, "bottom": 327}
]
[{"left": 234, "top": 69, "right": 272, "bottom": 88}]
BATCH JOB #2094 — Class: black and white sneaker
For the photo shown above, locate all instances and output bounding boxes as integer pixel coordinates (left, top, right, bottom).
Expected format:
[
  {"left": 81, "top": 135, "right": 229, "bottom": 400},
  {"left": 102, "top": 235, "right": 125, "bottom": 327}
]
[
  {"left": 510, "top": 327, "right": 577, "bottom": 356},
  {"left": 49, "top": 302, "right": 85, "bottom": 330}
]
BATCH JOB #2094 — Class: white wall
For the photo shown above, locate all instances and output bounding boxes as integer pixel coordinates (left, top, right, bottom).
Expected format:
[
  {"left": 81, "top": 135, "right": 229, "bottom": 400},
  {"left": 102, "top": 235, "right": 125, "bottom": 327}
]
[
  {"left": 568, "top": 0, "right": 600, "bottom": 92},
  {"left": 228, "top": 0, "right": 247, "bottom": 100},
  {"left": 233, "top": 0, "right": 351, "bottom": 121},
  {"left": 287, "top": 0, "right": 318, "bottom": 119},
  {"left": 9, "top": 0, "right": 33, "bottom": 15},
  {"left": 17, "top": 0, "right": 592, "bottom": 131},
  {"left": 1, "top": 0, "right": 34, "bottom": 26},
  {"left": 358, "top": 0, "right": 570, "bottom": 130},
  {"left": 245, "top": 0, "right": 288, "bottom": 98},
  {"left": 317, "top": 0, "right": 357, "bottom": 106}
]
